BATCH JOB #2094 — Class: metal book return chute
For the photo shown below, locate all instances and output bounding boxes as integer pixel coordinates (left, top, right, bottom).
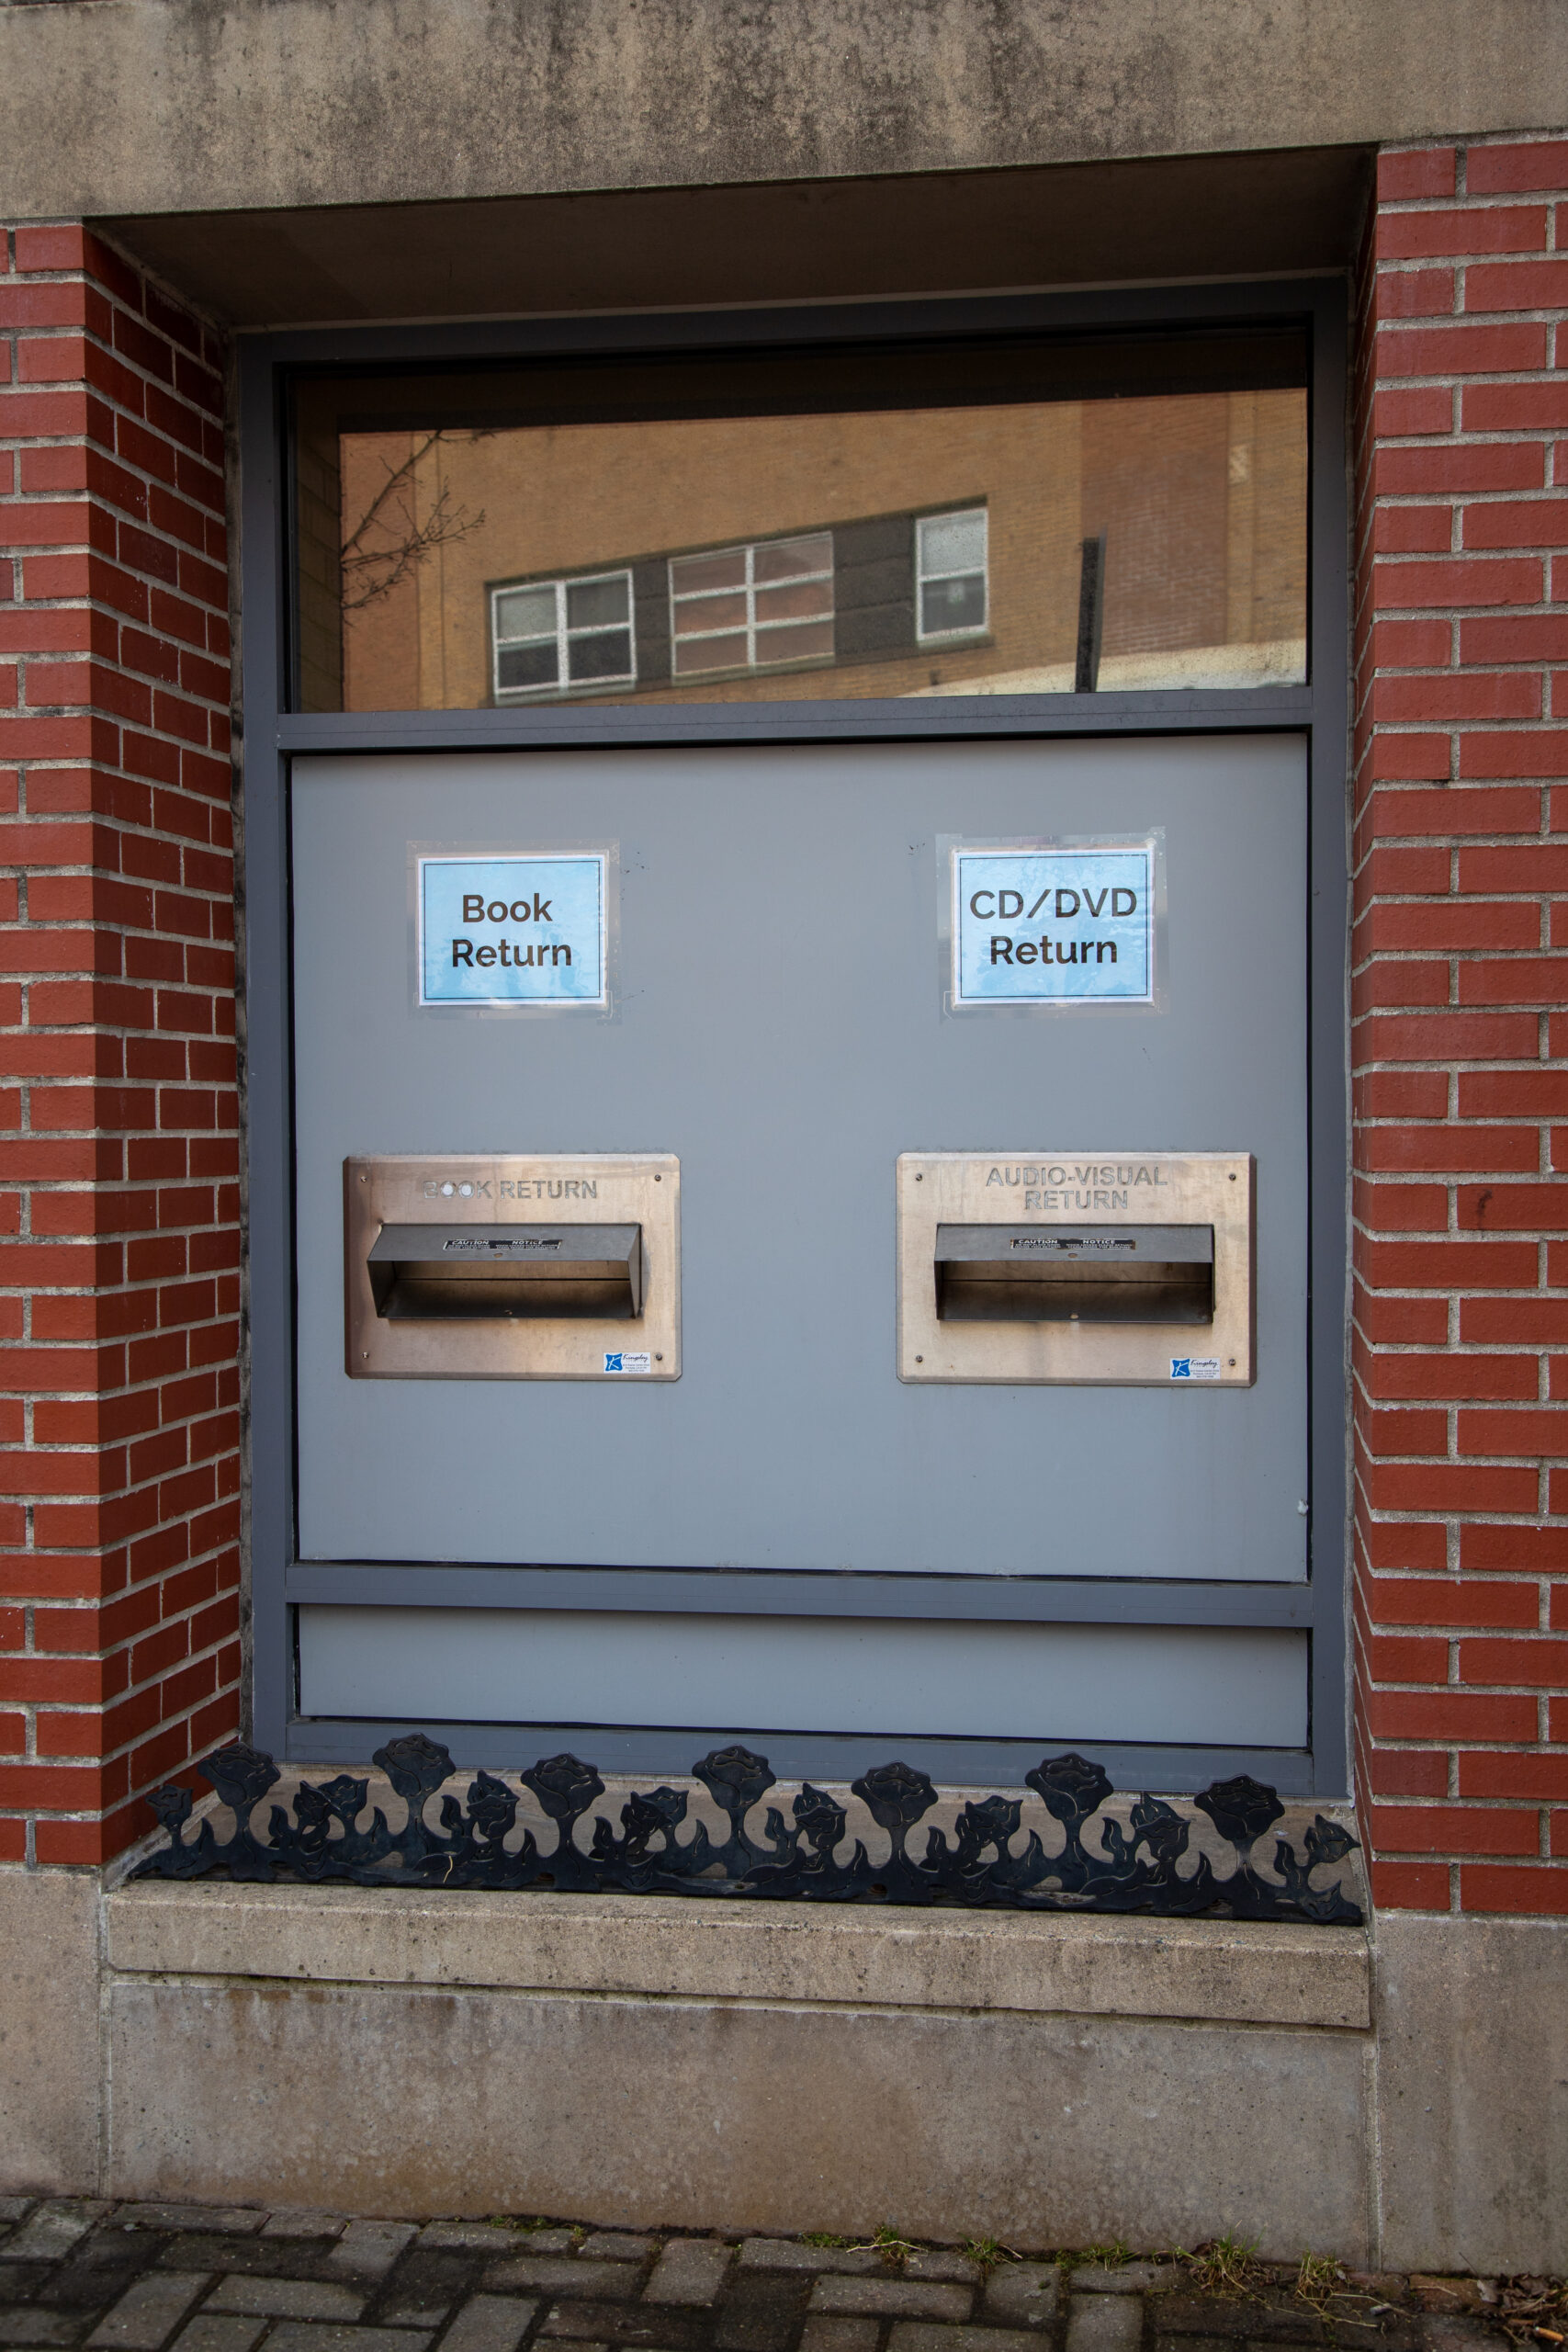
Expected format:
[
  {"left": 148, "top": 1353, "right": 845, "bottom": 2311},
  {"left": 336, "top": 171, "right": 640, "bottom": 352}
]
[
  {"left": 368, "top": 1225, "right": 644, "bottom": 1321},
  {"left": 344, "top": 1155, "right": 681, "bottom": 1381},
  {"left": 935, "top": 1223, "right": 1214, "bottom": 1326}
]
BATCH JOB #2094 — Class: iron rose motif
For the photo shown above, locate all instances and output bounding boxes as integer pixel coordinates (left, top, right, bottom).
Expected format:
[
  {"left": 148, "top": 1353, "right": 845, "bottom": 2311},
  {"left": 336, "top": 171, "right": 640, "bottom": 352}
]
[
  {"left": 466, "top": 1770, "right": 520, "bottom": 1846},
  {"left": 135, "top": 1736, "right": 1361, "bottom": 1925},
  {"left": 520, "top": 1751, "right": 605, "bottom": 1822},
  {"left": 695, "top": 1745, "right": 776, "bottom": 1815},
  {"left": 852, "top": 1761, "right": 938, "bottom": 1836},
  {"left": 1195, "top": 1773, "right": 1285, "bottom": 1855},
  {"left": 373, "top": 1733, "right": 454, "bottom": 1810},
  {"left": 200, "top": 1743, "right": 281, "bottom": 1815},
  {"left": 792, "top": 1783, "right": 848, "bottom": 1856},
  {"left": 1026, "top": 1751, "right": 1113, "bottom": 1828}
]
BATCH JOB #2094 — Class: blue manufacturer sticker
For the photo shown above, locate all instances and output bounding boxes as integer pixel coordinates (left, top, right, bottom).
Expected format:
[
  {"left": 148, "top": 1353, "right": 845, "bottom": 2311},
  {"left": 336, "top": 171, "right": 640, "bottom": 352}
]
[
  {"left": 604, "top": 1351, "right": 651, "bottom": 1374},
  {"left": 953, "top": 842, "right": 1155, "bottom": 1005},
  {"left": 419, "top": 854, "right": 606, "bottom": 1006},
  {"left": 1171, "top": 1356, "right": 1222, "bottom": 1381}
]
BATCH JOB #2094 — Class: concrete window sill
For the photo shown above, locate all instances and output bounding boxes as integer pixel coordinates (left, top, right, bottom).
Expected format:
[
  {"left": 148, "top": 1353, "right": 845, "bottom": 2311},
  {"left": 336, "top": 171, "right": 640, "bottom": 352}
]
[{"left": 106, "top": 1882, "right": 1371, "bottom": 2030}]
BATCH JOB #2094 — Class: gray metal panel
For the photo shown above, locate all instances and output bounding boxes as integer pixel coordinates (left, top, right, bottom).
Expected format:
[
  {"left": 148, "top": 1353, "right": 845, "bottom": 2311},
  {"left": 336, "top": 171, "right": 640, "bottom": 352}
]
[
  {"left": 291, "top": 735, "right": 1308, "bottom": 1583},
  {"left": 297, "top": 1605, "right": 1309, "bottom": 1748},
  {"left": 282, "top": 1713, "right": 1318, "bottom": 1798},
  {"left": 284, "top": 1560, "right": 1318, "bottom": 1623}
]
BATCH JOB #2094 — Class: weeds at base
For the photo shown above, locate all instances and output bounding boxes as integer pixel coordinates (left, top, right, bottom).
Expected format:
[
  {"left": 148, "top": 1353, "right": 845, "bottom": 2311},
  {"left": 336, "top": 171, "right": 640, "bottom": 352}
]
[
  {"left": 962, "top": 2239, "right": 1020, "bottom": 2274},
  {"left": 804, "top": 2225, "right": 913, "bottom": 2267},
  {"left": 1179, "top": 2234, "right": 1265, "bottom": 2300},
  {"left": 1295, "top": 2254, "right": 1347, "bottom": 2312}
]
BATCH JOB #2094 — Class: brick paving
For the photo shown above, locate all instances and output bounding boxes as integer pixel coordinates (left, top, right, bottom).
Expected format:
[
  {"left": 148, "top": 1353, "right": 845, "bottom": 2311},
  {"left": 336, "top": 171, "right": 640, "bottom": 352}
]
[{"left": 0, "top": 2199, "right": 1549, "bottom": 2352}]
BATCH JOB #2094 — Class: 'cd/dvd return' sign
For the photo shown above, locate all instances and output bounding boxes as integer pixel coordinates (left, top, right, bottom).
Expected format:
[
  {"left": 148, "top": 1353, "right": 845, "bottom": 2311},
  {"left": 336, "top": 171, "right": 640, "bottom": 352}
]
[
  {"left": 952, "top": 839, "right": 1156, "bottom": 1007},
  {"left": 419, "top": 854, "right": 607, "bottom": 1008}
]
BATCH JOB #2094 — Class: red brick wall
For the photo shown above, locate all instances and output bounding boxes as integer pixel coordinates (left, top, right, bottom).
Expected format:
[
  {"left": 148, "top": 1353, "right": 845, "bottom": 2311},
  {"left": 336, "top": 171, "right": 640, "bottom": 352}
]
[
  {"left": 5, "top": 163, "right": 1567, "bottom": 1893},
  {"left": 1354, "top": 137, "right": 1568, "bottom": 1915},
  {"left": 0, "top": 224, "right": 239, "bottom": 1865}
]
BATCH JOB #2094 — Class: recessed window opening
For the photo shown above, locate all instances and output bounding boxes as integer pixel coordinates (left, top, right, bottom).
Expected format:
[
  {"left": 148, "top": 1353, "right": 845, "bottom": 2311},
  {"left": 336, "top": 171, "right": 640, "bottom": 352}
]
[
  {"left": 669, "top": 533, "right": 835, "bottom": 676},
  {"left": 491, "top": 570, "right": 636, "bottom": 700}
]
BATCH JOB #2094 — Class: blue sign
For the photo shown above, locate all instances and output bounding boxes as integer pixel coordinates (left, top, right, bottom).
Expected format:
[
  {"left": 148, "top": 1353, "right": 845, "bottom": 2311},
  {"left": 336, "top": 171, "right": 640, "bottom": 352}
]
[
  {"left": 953, "top": 842, "right": 1155, "bottom": 1006},
  {"left": 419, "top": 854, "right": 606, "bottom": 1007}
]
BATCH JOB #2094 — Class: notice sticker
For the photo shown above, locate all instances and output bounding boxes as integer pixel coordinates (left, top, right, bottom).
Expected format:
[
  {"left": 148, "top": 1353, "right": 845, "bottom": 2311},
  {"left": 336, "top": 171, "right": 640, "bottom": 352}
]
[
  {"left": 952, "top": 841, "right": 1156, "bottom": 1006},
  {"left": 1170, "top": 1357, "right": 1223, "bottom": 1381},
  {"left": 419, "top": 854, "right": 607, "bottom": 1007},
  {"left": 604, "top": 1351, "right": 652, "bottom": 1374}
]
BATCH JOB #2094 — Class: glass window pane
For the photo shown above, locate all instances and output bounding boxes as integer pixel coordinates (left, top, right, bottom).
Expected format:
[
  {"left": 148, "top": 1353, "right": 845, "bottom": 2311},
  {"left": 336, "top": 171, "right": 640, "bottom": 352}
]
[
  {"left": 753, "top": 533, "right": 832, "bottom": 584},
  {"left": 673, "top": 591, "right": 748, "bottom": 636},
  {"left": 566, "top": 574, "right": 629, "bottom": 630},
  {"left": 919, "top": 510, "right": 987, "bottom": 578},
  {"left": 674, "top": 631, "right": 749, "bottom": 674},
  {"left": 300, "top": 334, "right": 1307, "bottom": 710},
  {"left": 671, "top": 548, "right": 748, "bottom": 596},
  {"left": 567, "top": 628, "right": 634, "bottom": 683},
  {"left": 497, "top": 639, "right": 559, "bottom": 691},
  {"left": 754, "top": 577, "right": 834, "bottom": 625},
  {"left": 754, "top": 618, "right": 834, "bottom": 664},
  {"left": 920, "top": 573, "right": 987, "bottom": 637},
  {"left": 493, "top": 585, "right": 558, "bottom": 643}
]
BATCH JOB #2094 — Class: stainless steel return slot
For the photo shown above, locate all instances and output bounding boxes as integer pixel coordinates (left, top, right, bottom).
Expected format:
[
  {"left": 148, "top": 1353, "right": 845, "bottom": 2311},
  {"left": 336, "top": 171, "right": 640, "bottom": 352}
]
[
  {"left": 367, "top": 1224, "right": 644, "bottom": 1321},
  {"left": 934, "top": 1224, "right": 1215, "bottom": 1326}
]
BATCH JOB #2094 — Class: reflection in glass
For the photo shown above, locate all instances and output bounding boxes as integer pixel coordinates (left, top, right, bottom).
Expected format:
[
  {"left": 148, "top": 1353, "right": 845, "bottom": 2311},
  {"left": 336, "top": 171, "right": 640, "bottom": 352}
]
[
  {"left": 302, "top": 350, "right": 1307, "bottom": 712},
  {"left": 919, "top": 508, "right": 988, "bottom": 641},
  {"left": 491, "top": 571, "right": 635, "bottom": 697}
]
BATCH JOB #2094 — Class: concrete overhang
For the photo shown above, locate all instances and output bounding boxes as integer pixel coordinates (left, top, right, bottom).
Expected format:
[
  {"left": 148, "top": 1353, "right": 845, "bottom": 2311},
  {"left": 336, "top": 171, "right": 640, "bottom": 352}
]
[{"left": 1, "top": 0, "right": 1564, "bottom": 225}]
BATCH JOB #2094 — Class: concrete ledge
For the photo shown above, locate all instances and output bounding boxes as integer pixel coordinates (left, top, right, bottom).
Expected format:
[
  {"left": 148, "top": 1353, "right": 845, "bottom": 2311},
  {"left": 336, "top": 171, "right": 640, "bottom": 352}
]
[
  {"left": 5, "top": 0, "right": 1568, "bottom": 220},
  {"left": 106, "top": 1882, "right": 1371, "bottom": 2029}
]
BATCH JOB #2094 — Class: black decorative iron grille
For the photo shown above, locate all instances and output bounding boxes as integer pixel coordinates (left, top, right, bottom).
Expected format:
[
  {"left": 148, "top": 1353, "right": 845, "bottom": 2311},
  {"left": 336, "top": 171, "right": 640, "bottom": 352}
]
[{"left": 136, "top": 1737, "right": 1362, "bottom": 1924}]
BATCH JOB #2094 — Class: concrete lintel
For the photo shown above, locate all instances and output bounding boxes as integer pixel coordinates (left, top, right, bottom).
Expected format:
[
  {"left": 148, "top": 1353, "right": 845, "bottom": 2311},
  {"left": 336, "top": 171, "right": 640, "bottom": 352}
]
[
  {"left": 107, "top": 1881, "right": 1371, "bottom": 2030},
  {"left": 1, "top": 0, "right": 1566, "bottom": 226}
]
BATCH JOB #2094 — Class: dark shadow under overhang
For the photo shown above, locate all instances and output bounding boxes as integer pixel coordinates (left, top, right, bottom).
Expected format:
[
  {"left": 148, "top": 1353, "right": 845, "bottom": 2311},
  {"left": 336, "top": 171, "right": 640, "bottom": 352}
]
[{"left": 96, "top": 145, "right": 1371, "bottom": 330}]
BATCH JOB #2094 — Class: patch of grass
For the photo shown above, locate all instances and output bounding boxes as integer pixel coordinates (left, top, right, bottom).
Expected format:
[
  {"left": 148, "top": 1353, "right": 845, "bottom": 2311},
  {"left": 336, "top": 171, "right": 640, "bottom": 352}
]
[
  {"left": 1079, "top": 2243, "right": 1134, "bottom": 2271},
  {"left": 843, "top": 2226, "right": 912, "bottom": 2268},
  {"left": 1295, "top": 2254, "right": 1346, "bottom": 2312},
  {"left": 962, "top": 2238, "right": 1019, "bottom": 2274},
  {"left": 1178, "top": 2234, "right": 1264, "bottom": 2300},
  {"left": 801, "top": 2233, "right": 852, "bottom": 2250}
]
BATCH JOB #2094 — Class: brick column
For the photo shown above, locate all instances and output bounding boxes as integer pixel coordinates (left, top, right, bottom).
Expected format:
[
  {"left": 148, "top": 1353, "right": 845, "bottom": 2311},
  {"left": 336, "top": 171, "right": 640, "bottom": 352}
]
[
  {"left": 0, "top": 224, "right": 239, "bottom": 1865},
  {"left": 1354, "top": 137, "right": 1568, "bottom": 1914}
]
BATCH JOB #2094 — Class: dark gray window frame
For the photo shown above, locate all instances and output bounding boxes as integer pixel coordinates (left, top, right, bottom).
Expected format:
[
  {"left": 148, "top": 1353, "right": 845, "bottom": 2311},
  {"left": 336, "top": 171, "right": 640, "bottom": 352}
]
[{"left": 240, "top": 277, "right": 1350, "bottom": 1796}]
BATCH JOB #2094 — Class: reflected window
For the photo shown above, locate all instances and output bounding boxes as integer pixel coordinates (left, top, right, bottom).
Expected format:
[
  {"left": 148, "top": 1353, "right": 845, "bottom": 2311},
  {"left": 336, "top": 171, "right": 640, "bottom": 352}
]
[
  {"left": 918, "top": 508, "right": 988, "bottom": 642},
  {"left": 670, "top": 533, "right": 834, "bottom": 676},
  {"left": 491, "top": 570, "right": 636, "bottom": 699},
  {"left": 296, "top": 328, "right": 1310, "bottom": 713}
]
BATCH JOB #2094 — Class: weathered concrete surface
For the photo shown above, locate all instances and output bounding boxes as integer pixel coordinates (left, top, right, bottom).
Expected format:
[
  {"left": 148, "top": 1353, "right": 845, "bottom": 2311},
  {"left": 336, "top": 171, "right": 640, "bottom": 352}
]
[
  {"left": 1373, "top": 1911, "right": 1568, "bottom": 2276},
  {"left": 0, "top": 0, "right": 1564, "bottom": 223},
  {"left": 104, "top": 1976, "right": 1373, "bottom": 2256},
  {"left": 0, "top": 1867, "right": 102, "bottom": 2197},
  {"left": 106, "top": 1881, "right": 1372, "bottom": 2029}
]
